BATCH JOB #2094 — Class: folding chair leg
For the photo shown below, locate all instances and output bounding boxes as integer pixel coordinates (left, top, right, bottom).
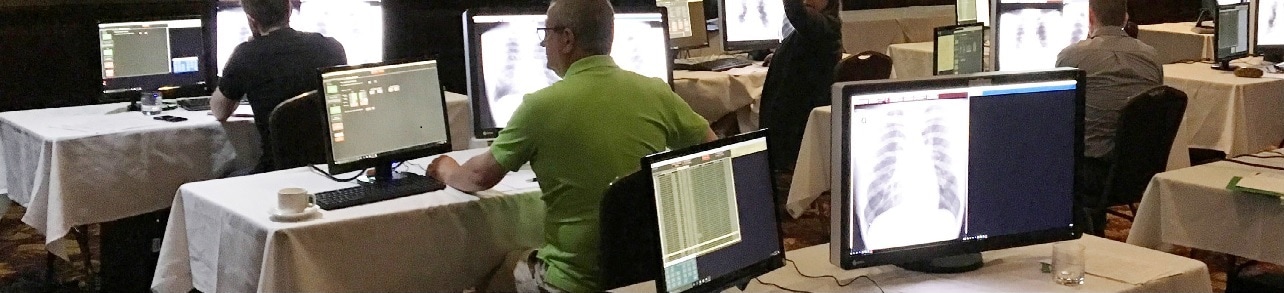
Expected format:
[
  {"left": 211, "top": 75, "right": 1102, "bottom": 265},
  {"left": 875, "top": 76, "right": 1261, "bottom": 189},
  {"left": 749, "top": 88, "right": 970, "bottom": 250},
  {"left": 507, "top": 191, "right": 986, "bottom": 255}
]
[
  {"left": 72, "top": 225, "right": 97, "bottom": 290},
  {"left": 46, "top": 252, "right": 57, "bottom": 287}
]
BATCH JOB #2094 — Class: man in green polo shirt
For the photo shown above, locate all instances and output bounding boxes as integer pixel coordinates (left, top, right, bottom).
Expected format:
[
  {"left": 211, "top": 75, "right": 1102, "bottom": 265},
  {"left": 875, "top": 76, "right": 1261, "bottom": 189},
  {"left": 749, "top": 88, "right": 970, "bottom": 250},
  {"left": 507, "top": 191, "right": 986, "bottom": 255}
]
[{"left": 426, "top": 0, "right": 715, "bottom": 291}]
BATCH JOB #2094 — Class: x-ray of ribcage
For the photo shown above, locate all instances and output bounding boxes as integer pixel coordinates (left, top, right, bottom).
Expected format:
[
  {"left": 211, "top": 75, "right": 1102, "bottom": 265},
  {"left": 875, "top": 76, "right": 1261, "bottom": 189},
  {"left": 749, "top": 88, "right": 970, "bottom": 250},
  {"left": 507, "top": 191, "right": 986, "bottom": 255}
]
[
  {"left": 1262, "top": 0, "right": 1284, "bottom": 46},
  {"left": 725, "top": 0, "right": 785, "bottom": 42},
  {"left": 479, "top": 19, "right": 668, "bottom": 127},
  {"left": 216, "top": 0, "right": 383, "bottom": 74},
  {"left": 997, "top": 1, "right": 1088, "bottom": 71},
  {"left": 849, "top": 99, "right": 969, "bottom": 251}
]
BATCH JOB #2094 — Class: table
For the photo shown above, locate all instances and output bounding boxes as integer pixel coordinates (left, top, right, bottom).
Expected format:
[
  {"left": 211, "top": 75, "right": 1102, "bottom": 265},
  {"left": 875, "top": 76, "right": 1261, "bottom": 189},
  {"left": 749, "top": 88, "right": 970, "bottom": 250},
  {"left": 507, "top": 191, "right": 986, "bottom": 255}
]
[
  {"left": 151, "top": 148, "right": 547, "bottom": 293},
  {"left": 0, "top": 104, "right": 260, "bottom": 258},
  {"left": 1137, "top": 22, "right": 1213, "bottom": 64},
  {"left": 673, "top": 65, "right": 770, "bottom": 132},
  {"left": 1161, "top": 60, "right": 1284, "bottom": 170},
  {"left": 839, "top": 5, "right": 956, "bottom": 55},
  {"left": 615, "top": 235, "right": 1212, "bottom": 292},
  {"left": 785, "top": 106, "right": 830, "bottom": 218},
  {"left": 1128, "top": 150, "right": 1284, "bottom": 265},
  {"left": 886, "top": 41, "right": 993, "bottom": 80}
]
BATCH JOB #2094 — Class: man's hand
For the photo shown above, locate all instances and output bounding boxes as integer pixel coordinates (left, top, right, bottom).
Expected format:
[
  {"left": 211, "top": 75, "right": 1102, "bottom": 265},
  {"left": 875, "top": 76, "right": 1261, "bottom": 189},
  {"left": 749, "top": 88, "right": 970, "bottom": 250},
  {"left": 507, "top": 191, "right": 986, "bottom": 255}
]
[{"left": 427, "top": 155, "right": 460, "bottom": 182}]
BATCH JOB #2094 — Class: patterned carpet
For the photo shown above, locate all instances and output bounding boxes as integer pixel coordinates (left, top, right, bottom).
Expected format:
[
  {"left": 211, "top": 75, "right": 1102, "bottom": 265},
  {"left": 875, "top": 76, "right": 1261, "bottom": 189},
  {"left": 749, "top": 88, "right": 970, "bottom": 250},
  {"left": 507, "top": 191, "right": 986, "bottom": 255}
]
[{"left": 2, "top": 187, "right": 1281, "bottom": 292}]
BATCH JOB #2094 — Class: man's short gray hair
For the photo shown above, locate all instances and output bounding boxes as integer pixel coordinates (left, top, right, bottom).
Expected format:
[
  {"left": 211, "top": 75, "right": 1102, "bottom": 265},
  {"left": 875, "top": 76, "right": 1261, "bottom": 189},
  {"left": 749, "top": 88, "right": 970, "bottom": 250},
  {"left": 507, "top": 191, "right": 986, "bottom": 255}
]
[{"left": 548, "top": 0, "right": 614, "bottom": 55}]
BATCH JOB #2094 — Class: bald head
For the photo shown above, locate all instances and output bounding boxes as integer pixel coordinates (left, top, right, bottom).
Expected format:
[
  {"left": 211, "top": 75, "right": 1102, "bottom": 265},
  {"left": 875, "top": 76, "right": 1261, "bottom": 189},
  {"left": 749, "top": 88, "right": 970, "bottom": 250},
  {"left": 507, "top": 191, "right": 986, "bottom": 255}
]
[
  {"left": 1090, "top": 0, "right": 1128, "bottom": 27},
  {"left": 547, "top": 0, "right": 615, "bottom": 55}
]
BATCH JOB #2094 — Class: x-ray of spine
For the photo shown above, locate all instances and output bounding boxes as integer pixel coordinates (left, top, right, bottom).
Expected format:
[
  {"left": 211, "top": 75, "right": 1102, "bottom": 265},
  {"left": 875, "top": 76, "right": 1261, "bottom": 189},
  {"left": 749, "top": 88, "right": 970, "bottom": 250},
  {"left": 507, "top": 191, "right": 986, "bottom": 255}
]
[
  {"left": 477, "top": 17, "right": 669, "bottom": 128},
  {"left": 216, "top": 0, "right": 383, "bottom": 74},
  {"left": 996, "top": 0, "right": 1088, "bottom": 71},
  {"left": 849, "top": 99, "right": 968, "bottom": 251},
  {"left": 1261, "top": 0, "right": 1284, "bottom": 46},
  {"left": 725, "top": 0, "right": 785, "bottom": 42}
]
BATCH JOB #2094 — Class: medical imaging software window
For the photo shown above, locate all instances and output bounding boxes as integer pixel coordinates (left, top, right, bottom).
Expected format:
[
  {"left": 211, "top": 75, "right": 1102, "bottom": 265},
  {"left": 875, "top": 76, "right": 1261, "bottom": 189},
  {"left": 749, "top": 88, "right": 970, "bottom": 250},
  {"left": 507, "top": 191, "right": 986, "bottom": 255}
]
[
  {"left": 100, "top": 19, "right": 202, "bottom": 80},
  {"left": 997, "top": 0, "right": 1088, "bottom": 71},
  {"left": 659, "top": 0, "right": 696, "bottom": 39},
  {"left": 653, "top": 150, "right": 743, "bottom": 287},
  {"left": 322, "top": 62, "right": 448, "bottom": 163},
  {"left": 847, "top": 96, "right": 970, "bottom": 252},
  {"left": 724, "top": 0, "right": 785, "bottom": 42},
  {"left": 473, "top": 14, "right": 668, "bottom": 129}
]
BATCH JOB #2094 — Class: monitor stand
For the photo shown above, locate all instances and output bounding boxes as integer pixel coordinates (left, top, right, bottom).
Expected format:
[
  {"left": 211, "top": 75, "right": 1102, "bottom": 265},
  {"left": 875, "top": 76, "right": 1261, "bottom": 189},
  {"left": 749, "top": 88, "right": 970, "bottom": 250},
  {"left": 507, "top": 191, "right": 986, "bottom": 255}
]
[
  {"left": 1211, "top": 59, "right": 1238, "bottom": 71},
  {"left": 358, "top": 161, "right": 414, "bottom": 184},
  {"left": 896, "top": 253, "right": 983, "bottom": 274}
]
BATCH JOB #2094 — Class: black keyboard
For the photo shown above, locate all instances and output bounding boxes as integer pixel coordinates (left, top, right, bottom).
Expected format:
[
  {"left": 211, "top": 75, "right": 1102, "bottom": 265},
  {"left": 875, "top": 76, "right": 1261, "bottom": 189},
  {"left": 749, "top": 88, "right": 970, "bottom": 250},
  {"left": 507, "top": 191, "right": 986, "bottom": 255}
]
[
  {"left": 178, "top": 97, "right": 211, "bottom": 111},
  {"left": 674, "top": 57, "right": 755, "bottom": 72},
  {"left": 315, "top": 174, "right": 446, "bottom": 210}
]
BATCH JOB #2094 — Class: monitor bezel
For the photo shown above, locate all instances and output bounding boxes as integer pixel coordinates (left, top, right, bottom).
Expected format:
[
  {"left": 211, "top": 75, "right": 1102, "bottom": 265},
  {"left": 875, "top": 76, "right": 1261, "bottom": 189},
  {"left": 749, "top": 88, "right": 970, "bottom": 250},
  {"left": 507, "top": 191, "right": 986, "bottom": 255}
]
[
  {"left": 462, "top": 6, "right": 674, "bottom": 139},
  {"left": 317, "top": 57, "right": 453, "bottom": 175},
  {"left": 990, "top": 2, "right": 1068, "bottom": 72},
  {"left": 829, "top": 69, "right": 1085, "bottom": 270},
  {"left": 717, "top": 0, "right": 783, "bottom": 51},
  {"left": 97, "top": 14, "right": 216, "bottom": 94},
  {"left": 932, "top": 22, "right": 986, "bottom": 76},
  {"left": 1215, "top": 2, "right": 1252, "bottom": 61},
  {"left": 641, "top": 129, "right": 785, "bottom": 293}
]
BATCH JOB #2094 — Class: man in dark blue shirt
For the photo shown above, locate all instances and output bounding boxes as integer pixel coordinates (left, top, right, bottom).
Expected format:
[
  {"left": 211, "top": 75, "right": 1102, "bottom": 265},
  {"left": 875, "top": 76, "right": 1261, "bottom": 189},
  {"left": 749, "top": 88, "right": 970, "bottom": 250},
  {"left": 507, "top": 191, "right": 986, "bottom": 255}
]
[{"left": 211, "top": 0, "right": 347, "bottom": 172}]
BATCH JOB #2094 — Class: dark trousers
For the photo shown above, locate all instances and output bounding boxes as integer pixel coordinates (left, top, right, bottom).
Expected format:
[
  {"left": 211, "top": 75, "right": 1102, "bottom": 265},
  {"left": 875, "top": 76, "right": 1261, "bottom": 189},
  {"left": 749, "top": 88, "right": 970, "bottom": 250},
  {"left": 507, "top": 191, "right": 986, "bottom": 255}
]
[{"left": 1076, "top": 156, "right": 1112, "bottom": 236}]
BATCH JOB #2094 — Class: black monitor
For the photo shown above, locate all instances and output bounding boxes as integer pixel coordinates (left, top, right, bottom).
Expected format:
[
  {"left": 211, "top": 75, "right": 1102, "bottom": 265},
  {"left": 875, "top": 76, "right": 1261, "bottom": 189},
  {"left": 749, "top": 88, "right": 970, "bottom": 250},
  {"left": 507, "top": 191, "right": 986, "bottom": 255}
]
[
  {"left": 1214, "top": 2, "right": 1251, "bottom": 70},
  {"left": 956, "top": 0, "right": 991, "bottom": 26},
  {"left": 660, "top": 0, "right": 711, "bottom": 49},
  {"left": 934, "top": 23, "right": 985, "bottom": 76},
  {"left": 1257, "top": 0, "right": 1284, "bottom": 62},
  {"left": 718, "top": 0, "right": 785, "bottom": 51},
  {"left": 98, "top": 16, "right": 211, "bottom": 94},
  {"left": 216, "top": 0, "right": 383, "bottom": 76},
  {"left": 319, "top": 59, "right": 451, "bottom": 180},
  {"left": 993, "top": 1, "right": 1089, "bottom": 71},
  {"left": 463, "top": 8, "right": 672, "bottom": 139},
  {"left": 643, "top": 129, "right": 783, "bottom": 292},
  {"left": 830, "top": 69, "right": 1084, "bottom": 272}
]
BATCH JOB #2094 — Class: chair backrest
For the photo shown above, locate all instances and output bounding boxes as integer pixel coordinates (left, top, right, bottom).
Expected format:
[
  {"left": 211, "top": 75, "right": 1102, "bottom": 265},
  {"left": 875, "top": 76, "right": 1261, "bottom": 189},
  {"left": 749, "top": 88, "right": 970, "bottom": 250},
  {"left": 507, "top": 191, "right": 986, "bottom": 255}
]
[
  {"left": 598, "top": 169, "right": 662, "bottom": 289},
  {"left": 268, "top": 90, "right": 328, "bottom": 171},
  {"left": 1124, "top": 21, "right": 1139, "bottom": 38},
  {"left": 1105, "top": 85, "right": 1187, "bottom": 205},
  {"left": 834, "top": 51, "right": 892, "bottom": 83}
]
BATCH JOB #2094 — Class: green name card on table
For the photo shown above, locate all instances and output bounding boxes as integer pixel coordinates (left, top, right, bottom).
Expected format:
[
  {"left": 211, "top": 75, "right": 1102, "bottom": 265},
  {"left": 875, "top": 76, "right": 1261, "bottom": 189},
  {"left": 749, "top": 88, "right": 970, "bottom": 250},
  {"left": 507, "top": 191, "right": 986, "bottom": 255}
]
[{"left": 1227, "top": 174, "right": 1284, "bottom": 205}]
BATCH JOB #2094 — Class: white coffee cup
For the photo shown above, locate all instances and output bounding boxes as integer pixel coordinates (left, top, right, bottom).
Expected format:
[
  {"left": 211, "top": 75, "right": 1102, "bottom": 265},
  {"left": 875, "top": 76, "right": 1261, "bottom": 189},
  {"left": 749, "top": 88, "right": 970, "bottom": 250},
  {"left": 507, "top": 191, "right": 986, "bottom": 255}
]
[{"left": 277, "top": 187, "right": 314, "bottom": 214}]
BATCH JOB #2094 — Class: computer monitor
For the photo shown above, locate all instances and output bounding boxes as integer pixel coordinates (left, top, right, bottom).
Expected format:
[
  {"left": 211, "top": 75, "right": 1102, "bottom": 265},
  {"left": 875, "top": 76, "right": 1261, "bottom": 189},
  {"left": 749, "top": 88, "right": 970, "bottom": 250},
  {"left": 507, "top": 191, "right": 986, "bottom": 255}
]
[
  {"left": 956, "top": 0, "right": 991, "bottom": 26},
  {"left": 98, "top": 16, "right": 211, "bottom": 93},
  {"left": 319, "top": 59, "right": 451, "bottom": 180},
  {"left": 993, "top": 0, "right": 1089, "bottom": 71},
  {"left": 718, "top": 0, "right": 786, "bottom": 51},
  {"left": 216, "top": 0, "right": 383, "bottom": 75},
  {"left": 830, "top": 69, "right": 1084, "bottom": 272},
  {"left": 643, "top": 129, "right": 783, "bottom": 292},
  {"left": 934, "top": 23, "right": 986, "bottom": 75},
  {"left": 1257, "top": 0, "right": 1284, "bottom": 62},
  {"left": 1214, "top": 2, "right": 1251, "bottom": 70},
  {"left": 463, "top": 8, "right": 672, "bottom": 139},
  {"left": 660, "top": 0, "right": 710, "bottom": 49}
]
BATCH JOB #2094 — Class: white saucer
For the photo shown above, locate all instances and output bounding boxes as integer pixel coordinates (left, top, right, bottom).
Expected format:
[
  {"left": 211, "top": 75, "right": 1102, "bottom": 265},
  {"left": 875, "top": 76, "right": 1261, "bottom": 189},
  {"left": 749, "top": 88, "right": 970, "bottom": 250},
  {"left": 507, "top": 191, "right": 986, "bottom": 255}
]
[{"left": 269, "top": 205, "right": 321, "bottom": 222}]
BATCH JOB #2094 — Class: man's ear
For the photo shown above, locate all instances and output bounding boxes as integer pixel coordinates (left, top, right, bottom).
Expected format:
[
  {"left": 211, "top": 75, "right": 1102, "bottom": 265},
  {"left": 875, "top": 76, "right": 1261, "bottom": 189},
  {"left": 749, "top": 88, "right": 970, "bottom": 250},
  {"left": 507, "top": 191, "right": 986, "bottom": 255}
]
[{"left": 559, "top": 30, "right": 577, "bottom": 54}]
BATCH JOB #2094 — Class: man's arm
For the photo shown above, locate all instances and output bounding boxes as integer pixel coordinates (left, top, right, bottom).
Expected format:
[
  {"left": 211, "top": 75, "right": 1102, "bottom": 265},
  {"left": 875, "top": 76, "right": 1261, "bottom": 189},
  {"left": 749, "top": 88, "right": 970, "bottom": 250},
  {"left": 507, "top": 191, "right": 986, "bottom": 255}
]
[
  {"left": 427, "top": 150, "right": 509, "bottom": 193},
  {"left": 704, "top": 127, "right": 718, "bottom": 143},
  {"left": 210, "top": 88, "right": 240, "bottom": 122}
]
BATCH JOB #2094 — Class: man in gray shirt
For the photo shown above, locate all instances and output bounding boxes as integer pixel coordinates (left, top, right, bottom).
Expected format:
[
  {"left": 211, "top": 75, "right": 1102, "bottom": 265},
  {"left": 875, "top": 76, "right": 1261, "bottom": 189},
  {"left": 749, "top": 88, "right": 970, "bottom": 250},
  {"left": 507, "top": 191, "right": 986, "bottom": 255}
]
[{"left": 1055, "top": 0, "right": 1163, "bottom": 235}]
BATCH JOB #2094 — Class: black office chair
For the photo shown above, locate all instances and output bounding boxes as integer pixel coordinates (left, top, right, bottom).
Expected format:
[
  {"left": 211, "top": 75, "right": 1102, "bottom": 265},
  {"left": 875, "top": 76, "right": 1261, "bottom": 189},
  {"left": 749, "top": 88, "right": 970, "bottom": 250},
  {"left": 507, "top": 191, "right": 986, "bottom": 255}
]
[
  {"left": 598, "top": 170, "right": 662, "bottom": 289},
  {"left": 1125, "top": 21, "right": 1139, "bottom": 38},
  {"left": 1099, "top": 86, "right": 1187, "bottom": 223},
  {"left": 834, "top": 51, "right": 892, "bottom": 83},
  {"left": 268, "top": 90, "right": 328, "bottom": 171}
]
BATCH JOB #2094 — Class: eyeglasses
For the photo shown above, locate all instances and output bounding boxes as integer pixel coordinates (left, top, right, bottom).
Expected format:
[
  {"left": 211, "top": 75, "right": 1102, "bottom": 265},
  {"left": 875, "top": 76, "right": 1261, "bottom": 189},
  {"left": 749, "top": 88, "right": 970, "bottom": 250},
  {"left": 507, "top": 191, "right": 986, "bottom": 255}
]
[{"left": 536, "top": 26, "right": 568, "bottom": 42}]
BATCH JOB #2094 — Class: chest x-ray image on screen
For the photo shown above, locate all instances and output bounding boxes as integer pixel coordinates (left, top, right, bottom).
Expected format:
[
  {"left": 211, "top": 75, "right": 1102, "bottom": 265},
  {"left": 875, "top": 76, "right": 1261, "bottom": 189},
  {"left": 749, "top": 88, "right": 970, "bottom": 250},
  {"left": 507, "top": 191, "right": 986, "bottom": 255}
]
[
  {"left": 994, "top": 0, "right": 1089, "bottom": 71},
  {"left": 464, "top": 10, "right": 671, "bottom": 138},
  {"left": 1260, "top": 0, "right": 1284, "bottom": 46},
  {"left": 720, "top": 0, "right": 786, "bottom": 50},
  {"left": 216, "top": 0, "right": 383, "bottom": 75},
  {"left": 848, "top": 98, "right": 970, "bottom": 250}
]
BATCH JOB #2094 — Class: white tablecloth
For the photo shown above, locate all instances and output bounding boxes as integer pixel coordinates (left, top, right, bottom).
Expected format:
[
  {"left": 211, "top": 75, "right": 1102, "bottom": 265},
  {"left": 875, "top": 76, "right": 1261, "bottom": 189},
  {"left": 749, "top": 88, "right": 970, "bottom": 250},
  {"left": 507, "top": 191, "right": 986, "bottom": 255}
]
[
  {"left": 616, "top": 235, "right": 1211, "bottom": 292},
  {"left": 1128, "top": 151, "right": 1284, "bottom": 265},
  {"left": 152, "top": 148, "right": 547, "bottom": 293},
  {"left": 0, "top": 104, "right": 261, "bottom": 258},
  {"left": 673, "top": 65, "right": 770, "bottom": 131},
  {"left": 1137, "top": 22, "right": 1213, "bottom": 64},
  {"left": 840, "top": 5, "right": 956, "bottom": 54},
  {"left": 785, "top": 106, "right": 831, "bottom": 218},
  {"left": 1162, "top": 61, "right": 1284, "bottom": 170}
]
